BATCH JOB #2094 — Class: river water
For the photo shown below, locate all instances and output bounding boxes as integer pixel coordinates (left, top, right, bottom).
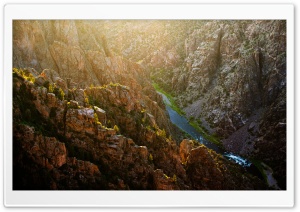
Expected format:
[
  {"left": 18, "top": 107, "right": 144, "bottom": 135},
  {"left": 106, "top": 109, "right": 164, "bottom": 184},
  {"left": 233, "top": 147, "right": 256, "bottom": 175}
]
[{"left": 158, "top": 91, "right": 251, "bottom": 167}]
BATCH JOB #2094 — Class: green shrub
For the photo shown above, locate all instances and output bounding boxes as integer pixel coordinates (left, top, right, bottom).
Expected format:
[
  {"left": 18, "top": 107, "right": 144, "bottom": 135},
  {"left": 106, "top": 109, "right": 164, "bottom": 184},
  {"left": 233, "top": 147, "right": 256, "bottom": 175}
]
[
  {"left": 84, "top": 97, "right": 89, "bottom": 106},
  {"left": 13, "top": 68, "right": 35, "bottom": 83},
  {"left": 172, "top": 174, "right": 177, "bottom": 183},
  {"left": 48, "top": 83, "right": 54, "bottom": 93},
  {"left": 113, "top": 125, "right": 120, "bottom": 133},
  {"left": 55, "top": 88, "right": 65, "bottom": 100},
  {"left": 94, "top": 113, "right": 99, "bottom": 123},
  {"left": 149, "top": 153, "right": 153, "bottom": 161},
  {"left": 156, "top": 128, "right": 166, "bottom": 138}
]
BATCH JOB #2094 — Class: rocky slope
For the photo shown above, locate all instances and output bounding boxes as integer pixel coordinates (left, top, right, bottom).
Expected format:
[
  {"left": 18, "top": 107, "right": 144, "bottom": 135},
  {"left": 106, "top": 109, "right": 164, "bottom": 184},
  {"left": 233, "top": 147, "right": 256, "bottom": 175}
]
[
  {"left": 13, "top": 68, "right": 265, "bottom": 190},
  {"left": 13, "top": 20, "right": 176, "bottom": 139},
  {"left": 12, "top": 20, "right": 282, "bottom": 190}
]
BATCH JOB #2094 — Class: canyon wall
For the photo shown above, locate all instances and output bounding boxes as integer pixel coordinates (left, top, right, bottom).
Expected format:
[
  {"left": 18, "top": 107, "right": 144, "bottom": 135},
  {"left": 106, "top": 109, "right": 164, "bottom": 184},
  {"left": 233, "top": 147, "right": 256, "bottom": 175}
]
[
  {"left": 12, "top": 20, "right": 285, "bottom": 189},
  {"left": 107, "top": 20, "right": 286, "bottom": 189}
]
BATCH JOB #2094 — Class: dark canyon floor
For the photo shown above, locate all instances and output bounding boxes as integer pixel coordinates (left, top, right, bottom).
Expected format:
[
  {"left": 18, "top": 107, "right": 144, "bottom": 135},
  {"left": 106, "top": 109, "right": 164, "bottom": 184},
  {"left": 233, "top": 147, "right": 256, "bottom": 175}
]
[{"left": 12, "top": 20, "right": 286, "bottom": 190}]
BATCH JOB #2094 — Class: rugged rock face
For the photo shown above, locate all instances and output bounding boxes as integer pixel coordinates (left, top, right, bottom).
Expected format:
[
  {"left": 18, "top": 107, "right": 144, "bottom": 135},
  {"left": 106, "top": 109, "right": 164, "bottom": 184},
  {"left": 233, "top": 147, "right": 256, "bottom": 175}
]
[
  {"left": 14, "top": 124, "right": 67, "bottom": 170},
  {"left": 12, "top": 67, "right": 265, "bottom": 190},
  {"left": 13, "top": 68, "right": 153, "bottom": 189},
  {"left": 12, "top": 20, "right": 284, "bottom": 190},
  {"left": 181, "top": 21, "right": 285, "bottom": 133},
  {"left": 13, "top": 20, "right": 174, "bottom": 139},
  {"left": 180, "top": 21, "right": 286, "bottom": 189}
]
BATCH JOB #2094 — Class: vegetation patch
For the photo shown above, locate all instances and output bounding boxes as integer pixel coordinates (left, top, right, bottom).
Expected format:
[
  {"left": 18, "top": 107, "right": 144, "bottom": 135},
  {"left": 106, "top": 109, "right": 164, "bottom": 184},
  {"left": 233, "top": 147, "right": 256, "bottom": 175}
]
[
  {"left": 13, "top": 68, "right": 35, "bottom": 83},
  {"left": 248, "top": 159, "right": 268, "bottom": 183},
  {"left": 189, "top": 120, "right": 222, "bottom": 147}
]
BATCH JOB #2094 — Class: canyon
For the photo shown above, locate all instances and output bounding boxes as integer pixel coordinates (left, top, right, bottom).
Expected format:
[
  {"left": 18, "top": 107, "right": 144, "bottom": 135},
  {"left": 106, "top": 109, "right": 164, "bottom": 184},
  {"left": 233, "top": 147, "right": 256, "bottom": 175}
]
[{"left": 13, "top": 20, "right": 286, "bottom": 190}]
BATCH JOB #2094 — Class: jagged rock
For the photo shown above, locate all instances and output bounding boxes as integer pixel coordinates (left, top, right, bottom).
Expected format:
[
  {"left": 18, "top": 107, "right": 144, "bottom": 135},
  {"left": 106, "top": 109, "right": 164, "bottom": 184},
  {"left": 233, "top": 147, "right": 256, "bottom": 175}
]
[
  {"left": 54, "top": 77, "right": 68, "bottom": 94},
  {"left": 14, "top": 124, "right": 67, "bottom": 170},
  {"left": 145, "top": 113, "right": 156, "bottom": 128},
  {"left": 35, "top": 76, "right": 46, "bottom": 86},
  {"left": 69, "top": 100, "right": 79, "bottom": 108},
  {"left": 185, "top": 145, "right": 223, "bottom": 190},
  {"left": 134, "top": 145, "right": 148, "bottom": 160},
  {"left": 47, "top": 93, "right": 57, "bottom": 107},
  {"left": 73, "top": 89, "right": 85, "bottom": 106},
  {"left": 66, "top": 108, "right": 96, "bottom": 137},
  {"left": 179, "top": 139, "right": 195, "bottom": 164},
  {"left": 39, "top": 69, "right": 60, "bottom": 83},
  {"left": 94, "top": 106, "right": 106, "bottom": 125},
  {"left": 67, "top": 157, "right": 100, "bottom": 175},
  {"left": 153, "top": 169, "right": 179, "bottom": 190}
]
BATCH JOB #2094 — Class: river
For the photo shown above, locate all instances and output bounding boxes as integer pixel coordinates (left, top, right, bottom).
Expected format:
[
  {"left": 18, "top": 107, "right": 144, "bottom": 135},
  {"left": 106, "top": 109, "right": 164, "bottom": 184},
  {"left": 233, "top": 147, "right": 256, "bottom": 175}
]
[
  {"left": 158, "top": 91, "right": 251, "bottom": 167},
  {"left": 158, "top": 91, "right": 280, "bottom": 189}
]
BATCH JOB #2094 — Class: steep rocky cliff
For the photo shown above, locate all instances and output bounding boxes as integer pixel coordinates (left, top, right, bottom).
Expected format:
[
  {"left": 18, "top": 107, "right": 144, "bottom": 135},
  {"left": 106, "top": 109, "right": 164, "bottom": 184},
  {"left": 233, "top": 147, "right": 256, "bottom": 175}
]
[{"left": 12, "top": 20, "right": 284, "bottom": 190}]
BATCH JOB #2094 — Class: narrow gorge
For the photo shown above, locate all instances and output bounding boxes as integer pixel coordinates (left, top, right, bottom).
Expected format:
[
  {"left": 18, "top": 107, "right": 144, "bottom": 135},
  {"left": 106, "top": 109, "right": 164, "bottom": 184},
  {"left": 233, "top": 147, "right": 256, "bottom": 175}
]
[{"left": 13, "top": 20, "right": 286, "bottom": 190}]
